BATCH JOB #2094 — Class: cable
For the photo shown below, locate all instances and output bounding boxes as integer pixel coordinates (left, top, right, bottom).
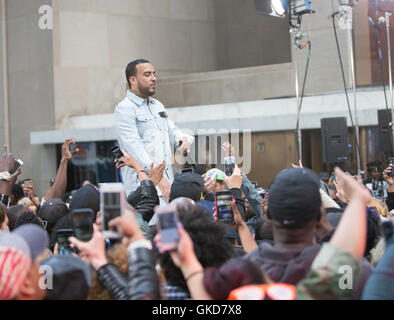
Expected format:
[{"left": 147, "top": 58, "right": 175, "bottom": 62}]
[
  {"left": 295, "top": 40, "right": 312, "bottom": 161},
  {"left": 331, "top": 13, "right": 363, "bottom": 170},
  {"left": 370, "top": 17, "right": 389, "bottom": 109}
]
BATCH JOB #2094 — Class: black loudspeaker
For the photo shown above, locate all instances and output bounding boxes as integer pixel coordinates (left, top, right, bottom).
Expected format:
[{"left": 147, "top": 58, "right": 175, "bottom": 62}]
[
  {"left": 321, "top": 117, "right": 349, "bottom": 163},
  {"left": 377, "top": 109, "right": 393, "bottom": 155}
]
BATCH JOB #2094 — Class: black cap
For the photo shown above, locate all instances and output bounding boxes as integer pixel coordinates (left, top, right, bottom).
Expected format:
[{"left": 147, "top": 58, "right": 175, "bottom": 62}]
[
  {"left": 268, "top": 168, "right": 321, "bottom": 228},
  {"left": 38, "top": 199, "right": 68, "bottom": 234},
  {"left": 170, "top": 173, "right": 204, "bottom": 202},
  {"left": 40, "top": 255, "right": 91, "bottom": 300}
]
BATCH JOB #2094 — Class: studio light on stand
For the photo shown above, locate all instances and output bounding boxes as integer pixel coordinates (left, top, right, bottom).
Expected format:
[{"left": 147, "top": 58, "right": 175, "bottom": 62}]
[
  {"left": 254, "top": 0, "right": 315, "bottom": 163},
  {"left": 332, "top": 0, "right": 363, "bottom": 177}
]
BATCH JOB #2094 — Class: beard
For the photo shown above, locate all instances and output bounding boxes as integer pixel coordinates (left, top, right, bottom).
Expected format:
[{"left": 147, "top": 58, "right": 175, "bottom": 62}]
[{"left": 138, "top": 82, "right": 155, "bottom": 97}]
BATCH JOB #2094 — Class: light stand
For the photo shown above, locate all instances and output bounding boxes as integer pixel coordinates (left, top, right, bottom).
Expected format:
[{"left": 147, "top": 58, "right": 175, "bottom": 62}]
[
  {"left": 253, "top": 0, "right": 314, "bottom": 163},
  {"left": 335, "top": 1, "right": 362, "bottom": 177},
  {"left": 289, "top": 1, "right": 314, "bottom": 163}
]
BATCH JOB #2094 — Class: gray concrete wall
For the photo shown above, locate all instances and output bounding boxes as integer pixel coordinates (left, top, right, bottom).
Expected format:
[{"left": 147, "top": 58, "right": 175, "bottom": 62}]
[
  {"left": 5, "top": 0, "right": 57, "bottom": 196},
  {"left": 0, "top": 3, "right": 5, "bottom": 148},
  {"left": 214, "top": 0, "right": 291, "bottom": 70},
  {"left": 52, "top": 0, "right": 292, "bottom": 126}
]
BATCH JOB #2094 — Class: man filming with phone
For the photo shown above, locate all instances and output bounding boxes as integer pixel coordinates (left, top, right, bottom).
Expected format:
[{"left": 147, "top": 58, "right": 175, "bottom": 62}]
[{"left": 114, "top": 59, "right": 194, "bottom": 204}]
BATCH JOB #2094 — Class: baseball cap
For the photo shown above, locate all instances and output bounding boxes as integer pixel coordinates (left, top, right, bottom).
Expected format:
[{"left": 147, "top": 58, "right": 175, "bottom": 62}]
[
  {"left": 169, "top": 173, "right": 204, "bottom": 203},
  {"left": 38, "top": 199, "right": 68, "bottom": 234},
  {"left": 205, "top": 168, "right": 224, "bottom": 181},
  {"left": 268, "top": 167, "right": 322, "bottom": 228},
  {"left": 0, "top": 224, "right": 49, "bottom": 300},
  {"left": 40, "top": 255, "right": 91, "bottom": 300}
]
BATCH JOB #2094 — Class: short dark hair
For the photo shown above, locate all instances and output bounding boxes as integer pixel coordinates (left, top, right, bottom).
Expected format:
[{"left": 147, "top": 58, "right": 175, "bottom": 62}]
[
  {"left": 11, "top": 183, "right": 24, "bottom": 205},
  {"left": 7, "top": 204, "right": 26, "bottom": 231},
  {"left": 14, "top": 211, "right": 45, "bottom": 230},
  {"left": 125, "top": 59, "right": 150, "bottom": 89},
  {"left": 0, "top": 202, "right": 7, "bottom": 227},
  {"left": 156, "top": 204, "right": 233, "bottom": 291}
]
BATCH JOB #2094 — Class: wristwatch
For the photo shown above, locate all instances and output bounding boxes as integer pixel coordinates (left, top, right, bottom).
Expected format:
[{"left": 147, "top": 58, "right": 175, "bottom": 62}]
[{"left": 0, "top": 171, "right": 11, "bottom": 181}]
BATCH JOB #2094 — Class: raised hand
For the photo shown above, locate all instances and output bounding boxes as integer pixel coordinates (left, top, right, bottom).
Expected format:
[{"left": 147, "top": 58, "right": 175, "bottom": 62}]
[{"left": 149, "top": 161, "right": 166, "bottom": 186}]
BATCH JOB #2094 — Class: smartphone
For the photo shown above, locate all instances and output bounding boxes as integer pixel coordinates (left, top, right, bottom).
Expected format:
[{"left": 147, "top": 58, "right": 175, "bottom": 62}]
[
  {"left": 71, "top": 209, "right": 94, "bottom": 242},
  {"left": 390, "top": 158, "right": 394, "bottom": 177},
  {"left": 111, "top": 145, "right": 124, "bottom": 164},
  {"left": 56, "top": 229, "right": 76, "bottom": 256},
  {"left": 23, "top": 178, "right": 32, "bottom": 187},
  {"left": 176, "top": 140, "right": 187, "bottom": 156},
  {"left": 69, "top": 142, "right": 77, "bottom": 153},
  {"left": 215, "top": 191, "right": 234, "bottom": 224},
  {"left": 100, "top": 183, "right": 125, "bottom": 239},
  {"left": 206, "top": 170, "right": 217, "bottom": 181},
  {"left": 181, "top": 168, "right": 193, "bottom": 174},
  {"left": 156, "top": 206, "right": 179, "bottom": 252},
  {"left": 10, "top": 159, "right": 23, "bottom": 175},
  {"left": 224, "top": 156, "right": 235, "bottom": 177}
]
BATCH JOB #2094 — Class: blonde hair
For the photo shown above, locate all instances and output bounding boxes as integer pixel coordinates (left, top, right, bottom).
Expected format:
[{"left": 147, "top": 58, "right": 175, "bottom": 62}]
[
  {"left": 320, "top": 189, "right": 340, "bottom": 209},
  {"left": 17, "top": 197, "right": 34, "bottom": 207},
  {"left": 368, "top": 197, "right": 388, "bottom": 217}
]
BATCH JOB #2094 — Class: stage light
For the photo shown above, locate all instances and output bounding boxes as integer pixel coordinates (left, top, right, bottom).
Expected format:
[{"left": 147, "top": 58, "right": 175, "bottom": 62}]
[
  {"left": 253, "top": 0, "right": 287, "bottom": 18},
  {"left": 254, "top": 0, "right": 313, "bottom": 18}
]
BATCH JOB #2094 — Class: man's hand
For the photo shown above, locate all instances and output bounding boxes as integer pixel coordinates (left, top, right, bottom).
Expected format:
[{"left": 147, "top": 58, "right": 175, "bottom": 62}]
[
  {"left": 68, "top": 224, "right": 107, "bottom": 270},
  {"left": 223, "top": 165, "right": 242, "bottom": 189},
  {"left": 149, "top": 161, "right": 166, "bottom": 186},
  {"left": 335, "top": 167, "right": 371, "bottom": 205},
  {"left": 176, "top": 138, "right": 191, "bottom": 154},
  {"left": 203, "top": 174, "right": 216, "bottom": 195},
  {"left": 158, "top": 177, "right": 171, "bottom": 202},
  {"left": 108, "top": 206, "right": 145, "bottom": 246},
  {"left": 231, "top": 201, "right": 246, "bottom": 231},
  {"left": 23, "top": 184, "right": 34, "bottom": 200},
  {"left": 116, "top": 150, "right": 143, "bottom": 171},
  {"left": 0, "top": 145, "right": 18, "bottom": 173},
  {"left": 61, "top": 138, "right": 78, "bottom": 161}
]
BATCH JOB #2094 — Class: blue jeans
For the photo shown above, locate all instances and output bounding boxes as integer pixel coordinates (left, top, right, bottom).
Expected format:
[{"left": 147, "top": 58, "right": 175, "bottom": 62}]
[{"left": 362, "top": 222, "right": 394, "bottom": 300}]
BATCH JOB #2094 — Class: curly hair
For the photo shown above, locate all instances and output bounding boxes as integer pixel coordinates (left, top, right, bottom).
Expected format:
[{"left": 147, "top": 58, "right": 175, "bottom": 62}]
[
  {"left": 87, "top": 243, "right": 128, "bottom": 300},
  {"left": 156, "top": 204, "right": 234, "bottom": 292}
]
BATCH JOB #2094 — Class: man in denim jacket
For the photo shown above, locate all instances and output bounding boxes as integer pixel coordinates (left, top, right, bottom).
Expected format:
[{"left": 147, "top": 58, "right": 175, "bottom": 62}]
[{"left": 114, "top": 59, "right": 194, "bottom": 203}]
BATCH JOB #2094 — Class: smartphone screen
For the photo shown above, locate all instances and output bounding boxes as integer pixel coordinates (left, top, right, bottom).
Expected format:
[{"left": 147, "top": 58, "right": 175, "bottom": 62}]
[
  {"left": 111, "top": 146, "right": 124, "bottom": 164},
  {"left": 69, "top": 142, "right": 77, "bottom": 153},
  {"left": 215, "top": 192, "right": 234, "bottom": 224},
  {"left": 72, "top": 209, "right": 93, "bottom": 242},
  {"left": 224, "top": 156, "right": 235, "bottom": 176},
  {"left": 56, "top": 229, "right": 75, "bottom": 256},
  {"left": 157, "top": 211, "right": 179, "bottom": 251},
  {"left": 103, "top": 192, "right": 121, "bottom": 231},
  {"left": 10, "top": 160, "right": 23, "bottom": 175}
]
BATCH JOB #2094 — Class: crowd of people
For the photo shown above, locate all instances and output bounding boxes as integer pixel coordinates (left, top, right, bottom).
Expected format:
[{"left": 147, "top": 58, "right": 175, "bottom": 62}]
[{"left": 0, "top": 136, "right": 393, "bottom": 300}]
